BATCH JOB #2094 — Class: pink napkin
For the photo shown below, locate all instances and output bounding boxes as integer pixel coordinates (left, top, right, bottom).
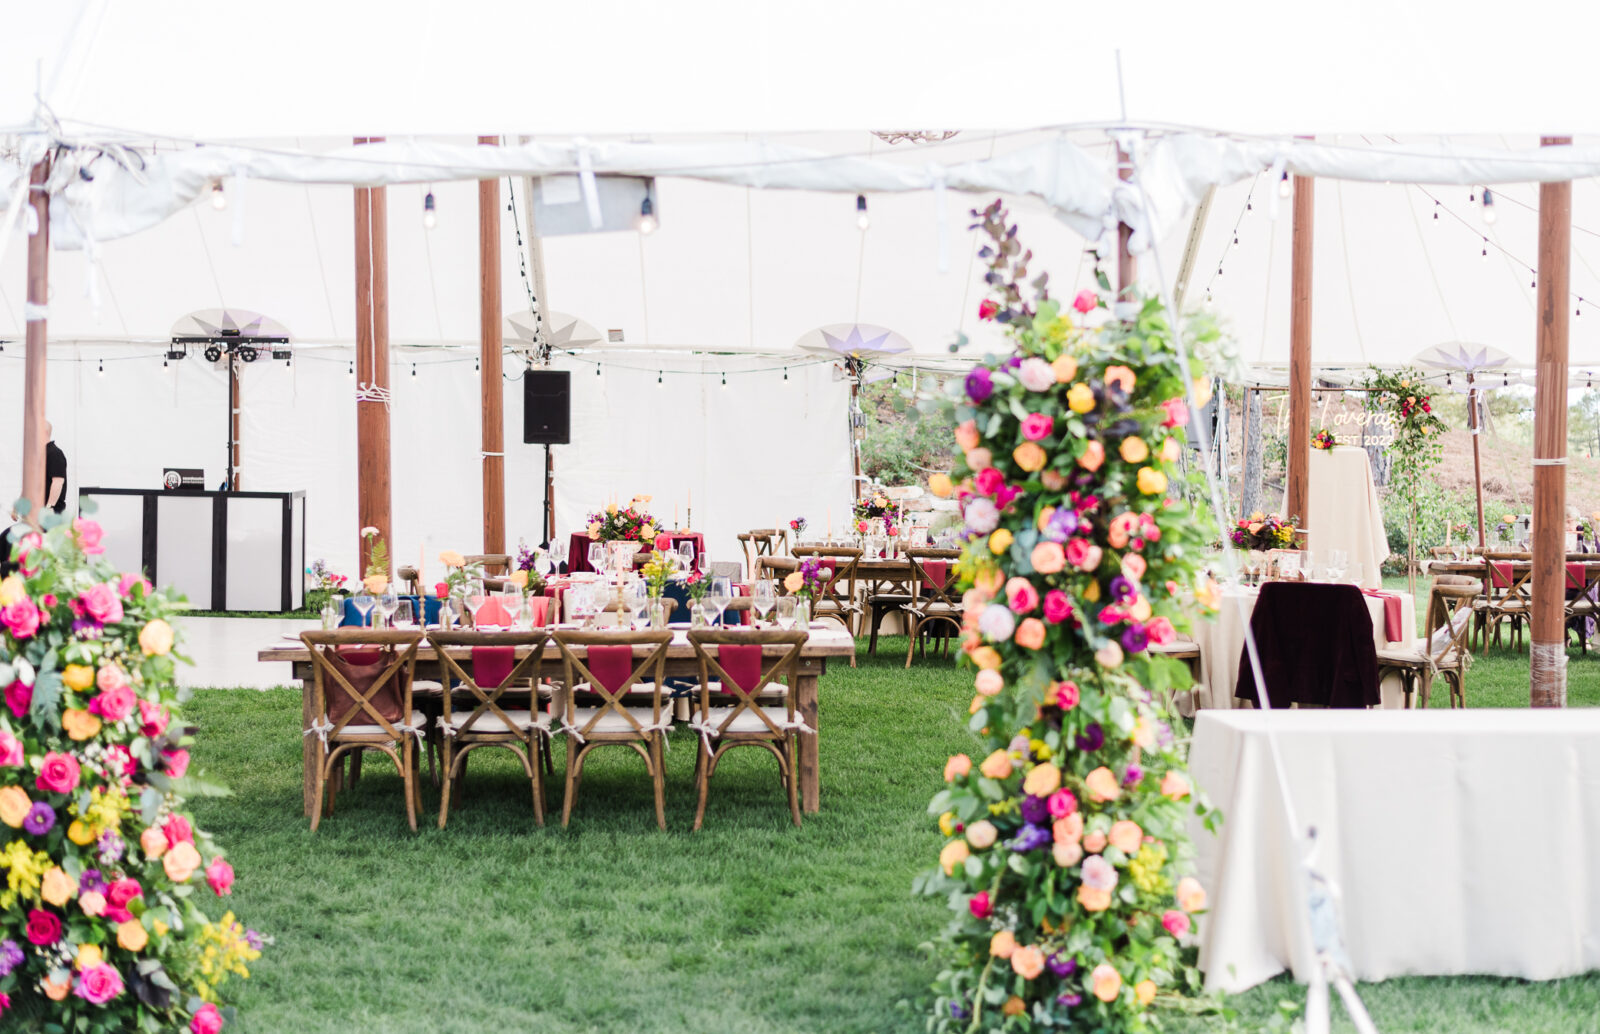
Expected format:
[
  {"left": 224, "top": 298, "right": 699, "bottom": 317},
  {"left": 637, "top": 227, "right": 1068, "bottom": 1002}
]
[
  {"left": 716, "top": 644, "right": 763, "bottom": 695},
  {"left": 1361, "top": 590, "right": 1404, "bottom": 643},
  {"left": 921, "top": 561, "right": 949, "bottom": 591},
  {"left": 525, "top": 596, "right": 551, "bottom": 627},
  {"left": 586, "top": 644, "right": 635, "bottom": 695},
  {"left": 476, "top": 599, "right": 511, "bottom": 627},
  {"left": 1490, "top": 562, "right": 1514, "bottom": 590},
  {"left": 1566, "top": 562, "right": 1585, "bottom": 591},
  {"left": 471, "top": 646, "right": 515, "bottom": 689},
  {"left": 337, "top": 646, "right": 382, "bottom": 666}
]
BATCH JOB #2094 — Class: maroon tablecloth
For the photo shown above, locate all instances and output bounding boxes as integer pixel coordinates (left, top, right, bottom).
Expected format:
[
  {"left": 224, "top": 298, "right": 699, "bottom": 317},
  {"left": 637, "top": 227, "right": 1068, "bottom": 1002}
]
[{"left": 566, "top": 531, "right": 704, "bottom": 574}]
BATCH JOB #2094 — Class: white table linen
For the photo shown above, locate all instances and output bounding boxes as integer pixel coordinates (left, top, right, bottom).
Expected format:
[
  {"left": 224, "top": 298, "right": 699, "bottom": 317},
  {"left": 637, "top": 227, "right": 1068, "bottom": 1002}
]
[
  {"left": 1183, "top": 585, "right": 1414, "bottom": 712},
  {"left": 1189, "top": 709, "right": 1600, "bottom": 992},
  {"left": 1302, "top": 446, "right": 1388, "bottom": 589}
]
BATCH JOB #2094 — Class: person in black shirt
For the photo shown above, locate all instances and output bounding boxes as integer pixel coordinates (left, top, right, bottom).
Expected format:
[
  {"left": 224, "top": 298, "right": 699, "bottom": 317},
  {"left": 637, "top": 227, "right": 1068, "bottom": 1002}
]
[{"left": 44, "top": 422, "right": 66, "bottom": 514}]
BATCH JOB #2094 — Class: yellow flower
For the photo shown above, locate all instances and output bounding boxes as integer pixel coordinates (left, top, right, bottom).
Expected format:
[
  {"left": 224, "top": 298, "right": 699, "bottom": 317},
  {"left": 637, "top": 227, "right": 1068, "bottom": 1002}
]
[
  {"left": 928, "top": 473, "right": 953, "bottom": 498},
  {"left": 639, "top": 525, "right": 655, "bottom": 540},
  {"left": 1192, "top": 376, "right": 1214, "bottom": 408},
  {"left": 62, "top": 664, "right": 94, "bottom": 691},
  {"left": 1129, "top": 842, "right": 1171, "bottom": 896},
  {"left": 75, "top": 942, "right": 103, "bottom": 970},
  {"left": 362, "top": 574, "right": 388, "bottom": 594},
  {"left": 1067, "top": 382, "right": 1096, "bottom": 414},
  {"left": 0, "top": 787, "right": 30, "bottom": 828},
  {"left": 0, "top": 574, "right": 24, "bottom": 607},
  {"left": 0, "top": 840, "right": 49, "bottom": 908},
  {"left": 439, "top": 549, "right": 466, "bottom": 567},
  {"left": 1194, "top": 577, "right": 1222, "bottom": 612},
  {"left": 989, "top": 529, "right": 1014, "bottom": 555},
  {"left": 151, "top": 919, "right": 169, "bottom": 938},
  {"left": 139, "top": 618, "right": 174, "bottom": 657},
  {"left": 1083, "top": 580, "right": 1101, "bottom": 603},
  {"left": 1137, "top": 467, "right": 1168, "bottom": 495},
  {"left": 940, "top": 839, "right": 970, "bottom": 876},
  {"left": 970, "top": 646, "right": 1002, "bottom": 671},
  {"left": 1013, "top": 442, "right": 1047, "bottom": 473},
  {"left": 41, "top": 866, "right": 76, "bottom": 907},
  {"left": 605, "top": 503, "right": 618, "bottom": 515},
  {"left": 1119, "top": 436, "right": 1149, "bottom": 464},
  {"left": 117, "top": 918, "right": 149, "bottom": 952},
  {"left": 938, "top": 812, "right": 958, "bottom": 837},
  {"left": 586, "top": 522, "right": 602, "bottom": 539},
  {"left": 67, "top": 820, "right": 95, "bottom": 846},
  {"left": 62, "top": 708, "right": 101, "bottom": 741}
]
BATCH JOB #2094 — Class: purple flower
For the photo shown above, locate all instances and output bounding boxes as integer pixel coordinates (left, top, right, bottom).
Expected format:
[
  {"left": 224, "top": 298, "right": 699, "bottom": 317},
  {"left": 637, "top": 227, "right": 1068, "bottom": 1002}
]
[
  {"left": 71, "top": 617, "right": 104, "bottom": 639},
  {"left": 97, "top": 832, "right": 125, "bottom": 864},
  {"left": 949, "top": 1002, "right": 970, "bottom": 1021},
  {"left": 1004, "top": 356, "right": 1024, "bottom": 370},
  {"left": 965, "top": 367, "right": 994, "bottom": 403},
  {"left": 23, "top": 802, "right": 54, "bottom": 835},
  {"left": 1009, "top": 823, "right": 1053, "bottom": 853},
  {"left": 1075, "top": 723, "right": 1105, "bottom": 752},
  {"left": 1156, "top": 721, "right": 1175, "bottom": 747},
  {"left": 0, "top": 939, "right": 22, "bottom": 977},
  {"left": 1056, "top": 993, "right": 1083, "bottom": 1008},
  {"left": 1123, "top": 764, "right": 1144, "bottom": 787},
  {"left": 1043, "top": 508, "right": 1080, "bottom": 542},
  {"left": 1047, "top": 953, "right": 1078, "bottom": 978},
  {"left": 1121, "top": 622, "right": 1150, "bottom": 653},
  {"left": 1020, "top": 794, "right": 1050, "bottom": 825},
  {"left": 245, "top": 929, "right": 264, "bottom": 951},
  {"left": 1108, "top": 576, "right": 1136, "bottom": 603},
  {"left": 79, "top": 869, "right": 107, "bottom": 894}
]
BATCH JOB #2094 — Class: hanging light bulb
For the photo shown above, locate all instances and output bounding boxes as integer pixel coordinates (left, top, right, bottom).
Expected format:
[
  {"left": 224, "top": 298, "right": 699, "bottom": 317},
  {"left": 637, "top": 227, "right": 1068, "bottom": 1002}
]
[
  {"left": 855, "top": 194, "right": 870, "bottom": 231},
  {"left": 636, "top": 194, "right": 658, "bottom": 235},
  {"left": 411, "top": 363, "right": 417, "bottom": 378},
  {"left": 422, "top": 191, "right": 437, "bottom": 230},
  {"left": 657, "top": 370, "right": 663, "bottom": 386},
  {"left": 1482, "top": 238, "right": 1489, "bottom": 261},
  {"left": 721, "top": 371, "right": 727, "bottom": 388},
  {"left": 1277, "top": 171, "right": 1291, "bottom": 199},
  {"left": 783, "top": 366, "right": 789, "bottom": 381},
  {"left": 1482, "top": 188, "right": 1497, "bottom": 225},
  {"left": 210, "top": 180, "right": 227, "bottom": 210},
  {"left": 1232, "top": 235, "right": 1239, "bottom": 249},
  {"left": 595, "top": 363, "right": 601, "bottom": 376},
  {"left": 1433, "top": 201, "right": 1440, "bottom": 220},
  {"left": 347, "top": 361, "right": 354, "bottom": 378},
  {"left": 98, "top": 358, "right": 104, "bottom": 375}
]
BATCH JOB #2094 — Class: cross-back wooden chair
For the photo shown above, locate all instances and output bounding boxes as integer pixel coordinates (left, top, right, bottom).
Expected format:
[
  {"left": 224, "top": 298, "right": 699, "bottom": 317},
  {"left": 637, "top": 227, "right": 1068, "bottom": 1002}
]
[
  {"left": 1564, "top": 558, "right": 1600, "bottom": 653},
  {"left": 738, "top": 529, "right": 785, "bottom": 578},
  {"left": 466, "top": 553, "right": 513, "bottom": 576},
  {"left": 1480, "top": 551, "right": 1533, "bottom": 649},
  {"left": 791, "top": 546, "right": 863, "bottom": 639},
  {"left": 1376, "top": 582, "right": 1476, "bottom": 708},
  {"left": 299, "top": 629, "right": 426, "bottom": 831},
  {"left": 901, "top": 547, "right": 962, "bottom": 668},
  {"left": 551, "top": 630, "right": 674, "bottom": 830},
  {"left": 426, "top": 631, "right": 551, "bottom": 828},
  {"left": 686, "top": 629, "right": 809, "bottom": 830}
]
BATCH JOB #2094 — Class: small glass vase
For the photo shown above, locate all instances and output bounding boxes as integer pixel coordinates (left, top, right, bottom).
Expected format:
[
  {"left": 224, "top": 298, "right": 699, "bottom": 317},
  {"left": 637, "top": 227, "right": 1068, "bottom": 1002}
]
[
  {"left": 649, "top": 597, "right": 670, "bottom": 629},
  {"left": 320, "top": 601, "right": 341, "bottom": 630},
  {"left": 690, "top": 600, "right": 708, "bottom": 629},
  {"left": 794, "top": 597, "right": 811, "bottom": 627}
]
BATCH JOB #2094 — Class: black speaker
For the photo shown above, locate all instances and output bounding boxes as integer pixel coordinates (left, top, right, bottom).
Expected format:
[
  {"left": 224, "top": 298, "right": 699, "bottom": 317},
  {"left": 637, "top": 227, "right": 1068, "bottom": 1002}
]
[{"left": 523, "top": 370, "right": 571, "bottom": 444}]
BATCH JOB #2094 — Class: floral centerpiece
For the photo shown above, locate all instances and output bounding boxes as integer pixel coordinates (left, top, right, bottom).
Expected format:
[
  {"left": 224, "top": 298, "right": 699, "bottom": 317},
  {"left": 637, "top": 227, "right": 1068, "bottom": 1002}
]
[
  {"left": 1497, "top": 513, "right": 1517, "bottom": 543},
  {"left": 359, "top": 526, "right": 388, "bottom": 595},
  {"left": 853, "top": 493, "right": 901, "bottom": 534},
  {"left": 781, "top": 557, "right": 827, "bottom": 599},
  {"left": 1311, "top": 428, "right": 1336, "bottom": 451},
  {"left": 586, "top": 496, "right": 658, "bottom": 544},
  {"left": 0, "top": 502, "right": 261, "bottom": 1032},
  {"left": 433, "top": 551, "right": 484, "bottom": 602},
  {"left": 303, "top": 560, "right": 347, "bottom": 616},
  {"left": 788, "top": 516, "right": 808, "bottom": 536},
  {"left": 640, "top": 550, "right": 675, "bottom": 599},
  {"left": 915, "top": 201, "right": 1220, "bottom": 1032},
  {"left": 1228, "top": 511, "right": 1297, "bottom": 551},
  {"left": 511, "top": 541, "right": 547, "bottom": 596}
]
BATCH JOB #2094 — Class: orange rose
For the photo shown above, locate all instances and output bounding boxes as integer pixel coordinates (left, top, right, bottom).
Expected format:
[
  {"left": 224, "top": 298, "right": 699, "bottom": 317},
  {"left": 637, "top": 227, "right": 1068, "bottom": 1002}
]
[
  {"left": 971, "top": 646, "right": 1002, "bottom": 671},
  {"left": 989, "top": 929, "right": 1016, "bottom": 958},
  {"left": 943, "top": 754, "right": 972, "bottom": 781},
  {"left": 939, "top": 839, "right": 970, "bottom": 876},
  {"left": 41, "top": 867, "right": 76, "bottom": 907},
  {"left": 1014, "top": 617, "right": 1046, "bottom": 650},
  {"left": 79, "top": 890, "right": 107, "bottom": 917},
  {"left": 1079, "top": 439, "right": 1105, "bottom": 472},
  {"left": 1002, "top": 995, "right": 1026, "bottom": 1017},
  {"left": 1077, "top": 885, "right": 1113, "bottom": 912},
  {"left": 1160, "top": 771, "right": 1191, "bottom": 801},
  {"left": 43, "top": 976, "right": 71, "bottom": 1001},
  {"left": 1011, "top": 944, "right": 1046, "bottom": 980},
  {"left": 1104, "top": 365, "right": 1136, "bottom": 392},
  {"left": 928, "top": 473, "right": 953, "bottom": 498},
  {"left": 1177, "top": 876, "right": 1207, "bottom": 913},
  {"left": 1051, "top": 354, "right": 1079, "bottom": 382},
  {"left": 974, "top": 669, "right": 1004, "bottom": 697},
  {"left": 1022, "top": 763, "right": 1061, "bottom": 797},
  {"left": 1030, "top": 541, "right": 1065, "bottom": 574},
  {"left": 965, "top": 820, "right": 998, "bottom": 850},
  {"left": 1109, "top": 820, "right": 1143, "bottom": 854},
  {"left": 954, "top": 420, "right": 981, "bottom": 452},
  {"left": 117, "top": 918, "right": 149, "bottom": 952},
  {"left": 163, "top": 840, "right": 202, "bottom": 882},
  {"left": 141, "top": 826, "right": 169, "bottom": 859},
  {"left": 1052, "top": 840, "right": 1083, "bottom": 867},
  {"left": 62, "top": 708, "right": 102, "bottom": 741},
  {"left": 1091, "top": 963, "right": 1123, "bottom": 1002},
  {"left": 979, "top": 750, "right": 1014, "bottom": 780},
  {"left": 1136, "top": 980, "right": 1157, "bottom": 1006},
  {"left": 139, "top": 618, "right": 174, "bottom": 657},
  {"left": 1013, "top": 442, "right": 1047, "bottom": 473},
  {"left": 1084, "top": 830, "right": 1108, "bottom": 853},
  {"left": 1053, "top": 813, "right": 1083, "bottom": 843},
  {"left": 1119, "top": 436, "right": 1149, "bottom": 464}
]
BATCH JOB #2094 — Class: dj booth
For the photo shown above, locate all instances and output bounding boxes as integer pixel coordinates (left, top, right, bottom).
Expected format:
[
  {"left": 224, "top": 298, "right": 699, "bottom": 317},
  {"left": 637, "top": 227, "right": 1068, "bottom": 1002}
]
[{"left": 78, "top": 486, "right": 305, "bottom": 613}]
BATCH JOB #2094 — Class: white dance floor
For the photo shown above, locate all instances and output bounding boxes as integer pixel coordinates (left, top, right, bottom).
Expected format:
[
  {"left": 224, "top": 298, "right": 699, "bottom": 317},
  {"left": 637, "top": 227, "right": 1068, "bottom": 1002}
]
[{"left": 174, "top": 615, "right": 317, "bottom": 689}]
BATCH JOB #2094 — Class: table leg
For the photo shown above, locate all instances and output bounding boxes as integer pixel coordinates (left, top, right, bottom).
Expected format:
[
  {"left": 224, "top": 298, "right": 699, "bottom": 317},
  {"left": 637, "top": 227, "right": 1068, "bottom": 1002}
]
[
  {"left": 301, "top": 680, "right": 316, "bottom": 817},
  {"left": 796, "top": 665, "right": 820, "bottom": 812}
]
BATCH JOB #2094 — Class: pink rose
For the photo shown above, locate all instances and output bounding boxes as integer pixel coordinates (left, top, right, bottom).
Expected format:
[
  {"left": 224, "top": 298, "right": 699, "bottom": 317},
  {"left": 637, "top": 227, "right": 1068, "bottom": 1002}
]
[
  {"left": 4, "top": 681, "right": 29, "bottom": 719},
  {"left": 25, "top": 909, "right": 61, "bottom": 945},
  {"left": 1017, "top": 358, "right": 1056, "bottom": 393},
  {"left": 1030, "top": 542, "right": 1065, "bottom": 575},
  {"left": 1005, "top": 578, "right": 1039, "bottom": 615},
  {"left": 103, "top": 879, "right": 142, "bottom": 923},
  {"left": 1054, "top": 680, "right": 1080, "bottom": 709},
  {"left": 1014, "top": 618, "right": 1046, "bottom": 650},
  {"left": 138, "top": 699, "right": 170, "bottom": 737},
  {"left": 968, "top": 890, "right": 992, "bottom": 919},
  {"left": 0, "top": 730, "right": 19, "bottom": 766},
  {"left": 973, "top": 467, "right": 1005, "bottom": 497},
  {"left": 163, "top": 814, "right": 195, "bottom": 845},
  {"left": 1047, "top": 789, "right": 1078, "bottom": 818},
  {"left": 1042, "top": 590, "right": 1072, "bottom": 625},
  {"left": 1064, "top": 539, "right": 1102, "bottom": 572},
  {"left": 1162, "top": 397, "right": 1190, "bottom": 428},
  {"left": 654, "top": 533, "right": 673, "bottom": 551},
  {"left": 1146, "top": 616, "right": 1177, "bottom": 646},
  {"left": 1020, "top": 413, "right": 1054, "bottom": 441},
  {"left": 191, "top": 1003, "right": 225, "bottom": 1034},
  {"left": 117, "top": 572, "right": 152, "bottom": 598},
  {"left": 72, "top": 518, "right": 105, "bottom": 555},
  {"left": 1121, "top": 553, "right": 1148, "bottom": 582},
  {"left": 1, "top": 599, "right": 39, "bottom": 639},
  {"left": 36, "top": 752, "right": 80, "bottom": 795},
  {"left": 162, "top": 748, "right": 190, "bottom": 779},
  {"left": 89, "top": 686, "right": 136, "bottom": 723},
  {"left": 1162, "top": 909, "right": 1191, "bottom": 937},
  {"left": 96, "top": 664, "right": 128, "bottom": 692},
  {"left": 1072, "top": 289, "right": 1098, "bottom": 314},
  {"left": 80, "top": 583, "right": 124, "bottom": 625},
  {"left": 103, "top": 744, "right": 136, "bottom": 784},
  {"left": 206, "top": 856, "right": 235, "bottom": 896},
  {"left": 73, "top": 962, "right": 123, "bottom": 1005}
]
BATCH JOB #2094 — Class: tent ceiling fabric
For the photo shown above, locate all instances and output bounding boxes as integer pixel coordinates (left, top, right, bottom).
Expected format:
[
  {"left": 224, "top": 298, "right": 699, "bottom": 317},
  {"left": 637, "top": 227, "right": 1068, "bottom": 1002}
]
[{"left": 12, "top": 1, "right": 1600, "bottom": 138}]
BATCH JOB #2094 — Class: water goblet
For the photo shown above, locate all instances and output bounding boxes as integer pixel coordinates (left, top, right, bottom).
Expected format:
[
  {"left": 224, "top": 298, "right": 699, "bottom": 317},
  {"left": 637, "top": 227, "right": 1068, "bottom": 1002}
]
[
  {"left": 753, "top": 579, "right": 776, "bottom": 627},
  {"left": 465, "top": 593, "right": 489, "bottom": 629},
  {"left": 774, "top": 595, "right": 798, "bottom": 630},
  {"left": 377, "top": 592, "right": 400, "bottom": 629},
  {"left": 350, "top": 594, "right": 375, "bottom": 628},
  {"left": 587, "top": 542, "right": 607, "bottom": 576},
  {"left": 708, "top": 576, "right": 733, "bottom": 627},
  {"left": 392, "top": 599, "right": 416, "bottom": 630}
]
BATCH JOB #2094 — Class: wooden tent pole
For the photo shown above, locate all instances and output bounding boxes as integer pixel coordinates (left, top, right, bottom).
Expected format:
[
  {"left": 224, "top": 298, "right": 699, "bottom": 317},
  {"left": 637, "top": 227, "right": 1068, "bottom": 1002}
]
[
  {"left": 353, "top": 136, "right": 392, "bottom": 574},
  {"left": 20, "top": 158, "right": 50, "bottom": 524},
  {"left": 1286, "top": 165, "right": 1313, "bottom": 538},
  {"left": 1470, "top": 378, "right": 1486, "bottom": 548},
  {"left": 479, "top": 136, "right": 505, "bottom": 557},
  {"left": 1531, "top": 134, "right": 1573, "bottom": 708}
]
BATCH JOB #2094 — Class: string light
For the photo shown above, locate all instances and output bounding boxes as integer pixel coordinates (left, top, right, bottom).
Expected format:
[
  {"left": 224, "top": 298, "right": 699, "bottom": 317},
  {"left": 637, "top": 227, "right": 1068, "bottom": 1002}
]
[
  {"left": 411, "top": 363, "right": 417, "bottom": 378},
  {"left": 1433, "top": 200, "right": 1440, "bottom": 220},
  {"left": 1482, "top": 237, "right": 1488, "bottom": 260},
  {"left": 97, "top": 359, "right": 103, "bottom": 375},
  {"left": 347, "top": 361, "right": 354, "bottom": 378},
  {"left": 422, "top": 190, "right": 437, "bottom": 230},
  {"left": 1232, "top": 234, "right": 1238, "bottom": 249},
  {"left": 783, "top": 366, "right": 789, "bottom": 381},
  {"left": 657, "top": 370, "right": 663, "bottom": 386},
  {"left": 1481, "top": 188, "right": 1497, "bottom": 225},
  {"left": 595, "top": 364, "right": 601, "bottom": 377},
  {"left": 1277, "top": 171, "right": 1291, "bottom": 198},
  {"left": 855, "top": 194, "right": 870, "bottom": 231},
  {"left": 636, "top": 191, "right": 658, "bottom": 235},
  {"left": 210, "top": 180, "right": 226, "bottom": 210},
  {"left": 720, "top": 371, "right": 727, "bottom": 388},
  {"left": 475, "top": 356, "right": 480, "bottom": 372}
]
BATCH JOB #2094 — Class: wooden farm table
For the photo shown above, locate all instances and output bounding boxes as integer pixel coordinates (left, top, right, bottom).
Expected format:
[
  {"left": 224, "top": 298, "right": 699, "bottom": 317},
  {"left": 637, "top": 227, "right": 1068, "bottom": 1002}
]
[{"left": 258, "top": 627, "right": 856, "bottom": 817}]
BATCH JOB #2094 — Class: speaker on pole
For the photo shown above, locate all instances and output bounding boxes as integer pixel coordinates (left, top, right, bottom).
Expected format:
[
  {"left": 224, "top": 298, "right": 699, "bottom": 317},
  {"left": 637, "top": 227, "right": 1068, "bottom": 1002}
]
[{"left": 523, "top": 370, "right": 571, "bottom": 445}]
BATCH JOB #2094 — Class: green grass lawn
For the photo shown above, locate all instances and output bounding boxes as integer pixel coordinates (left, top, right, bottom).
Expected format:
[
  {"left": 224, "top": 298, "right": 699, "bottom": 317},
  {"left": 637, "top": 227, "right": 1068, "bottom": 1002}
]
[{"left": 182, "top": 629, "right": 1600, "bottom": 1034}]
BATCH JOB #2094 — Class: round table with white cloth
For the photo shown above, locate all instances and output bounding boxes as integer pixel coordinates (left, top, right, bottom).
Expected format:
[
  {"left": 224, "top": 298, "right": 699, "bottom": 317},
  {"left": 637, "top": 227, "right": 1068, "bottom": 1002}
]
[{"left": 1181, "top": 583, "right": 1415, "bottom": 712}]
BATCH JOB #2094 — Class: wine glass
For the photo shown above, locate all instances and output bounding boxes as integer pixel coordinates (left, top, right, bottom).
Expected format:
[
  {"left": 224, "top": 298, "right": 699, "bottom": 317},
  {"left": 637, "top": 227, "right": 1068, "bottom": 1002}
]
[
  {"left": 774, "top": 596, "right": 798, "bottom": 630},
  {"left": 753, "top": 579, "right": 776, "bottom": 627},
  {"left": 465, "top": 592, "right": 489, "bottom": 629},
  {"left": 587, "top": 542, "right": 607, "bottom": 576},
  {"left": 550, "top": 540, "right": 568, "bottom": 574},
  {"left": 624, "top": 580, "right": 650, "bottom": 629},
  {"left": 377, "top": 592, "right": 400, "bottom": 629},
  {"left": 534, "top": 549, "right": 553, "bottom": 578},
  {"left": 676, "top": 541, "right": 696, "bottom": 573},
  {"left": 350, "top": 594, "right": 375, "bottom": 628},
  {"left": 707, "top": 576, "right": 733, "bottom": 627},
  {"left": 499, "top": 592, "right": 525, "bottom": 630},
  {"left": 392, "top": 599, "right": 416, "bottom": 630}
]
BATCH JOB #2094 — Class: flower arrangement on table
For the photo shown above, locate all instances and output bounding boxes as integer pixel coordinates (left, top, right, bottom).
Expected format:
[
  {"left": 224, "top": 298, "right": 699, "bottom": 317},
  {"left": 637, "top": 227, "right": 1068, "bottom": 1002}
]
[
  {"left": 586, "top": 496, "right": 658, "bottom": 543},
  {"left": 511, "top": 541, "right": 547, "bottom": 596},
  {"left": 914, "top": 200, "right": 1222, "bottom": 1033},
  {"left": 682, "top": 568, "right": 708, "bottom": 602},
  {"left": 359, "top": 526, "right": 389, "bottom": 594},
  {"left": 1228, "top": 511, "right": 1298, "bottom": 551},
  {"left": 0, "top": 502, "right": 262, "bottom": 1033},
  {"left": 1311, "top": 428, "right": 1336, "bottom": 450},
  {"left": 788, "top": 516, "right": 808, "bottom": 536},
  {"left": 853, "top": 494, "right": 901, "bottom": 535},
  {"left": 781, "top": 557, "right": 828, "bottom": 599},
  {"left": 304, "top": 560, "right": 347, "bottom": 596},
  {"left": 433, "top": 551, "right": 485, "bottom": 602},
  {"left": 1497, "top": 513, "right": 1518, "bottom": 543},
  {"left": 640, "top": 550, "right": 675, "bottom": 599}
]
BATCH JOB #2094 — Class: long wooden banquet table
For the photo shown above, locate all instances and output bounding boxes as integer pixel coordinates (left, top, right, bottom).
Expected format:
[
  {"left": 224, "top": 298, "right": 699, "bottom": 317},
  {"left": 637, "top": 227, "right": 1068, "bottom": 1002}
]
[{"left": 258, "top": 626, "right": 856, "bottom": 817}]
